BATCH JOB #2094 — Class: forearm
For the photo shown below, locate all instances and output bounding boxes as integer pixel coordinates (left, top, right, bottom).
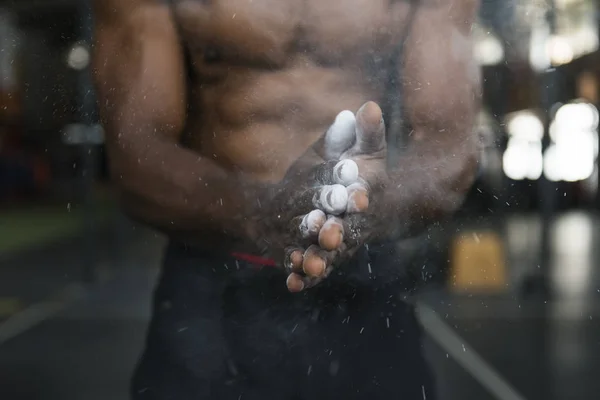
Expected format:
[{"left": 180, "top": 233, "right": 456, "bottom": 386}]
[
  {"left": 388, "top": 131, "right": 479, "bottom": 236},
  {"left": 108, "top": 134, "right": 256, "bottom": 240},
  {"left": 91, "top": 0, "right": 245, "bottom": 239}
]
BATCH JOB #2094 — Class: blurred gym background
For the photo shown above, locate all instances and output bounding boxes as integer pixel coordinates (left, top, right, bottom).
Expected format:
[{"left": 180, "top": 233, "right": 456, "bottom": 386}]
[{"left": 1, "top": 0, "right": 600, "bottom": 399}]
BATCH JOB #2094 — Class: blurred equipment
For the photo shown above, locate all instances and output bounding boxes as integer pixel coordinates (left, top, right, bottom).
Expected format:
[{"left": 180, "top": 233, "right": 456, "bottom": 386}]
[{"left": 450, "top": 231, "right": 507, "bottom": 293}]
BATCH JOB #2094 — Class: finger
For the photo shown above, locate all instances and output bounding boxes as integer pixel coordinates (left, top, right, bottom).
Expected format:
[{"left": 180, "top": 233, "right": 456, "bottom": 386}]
[
  {"left": 298, "top": 209, "right": 327, "bottom": 240},
  {"left": 302, "top": 243, "right": 346, "bottom": 278},
  {"left": 352, "top": 101, "right": 387, "bottom": 155},
  {"left": 333, "top": 159, "right": 359, "bottom": 186},
  {"left": 324, "top": 110, "right": 357, "bottom": 160},
  {"left": 284, "top": 247, "right": 305, "bottom": 273},
  {"left": 287, "top": 269, "right": 334, "bottom": 293},
  {"left": 286, "top": 273, "right": 305, "bottom": 293},
  {"left": 312, "top": 184, "right": 348, "bottom": 216},
  {"left": 346, "top": 183, "right": 369, "bottom": 213},
  {"left": 302, "top": 245, "right": 330, "bottom": 278},
  {"left": 318, "top": 216, "right": 344, "bottom": 251}
]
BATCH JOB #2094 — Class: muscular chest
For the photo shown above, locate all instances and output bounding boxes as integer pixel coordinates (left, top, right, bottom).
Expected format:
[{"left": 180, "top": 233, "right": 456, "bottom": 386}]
[{"left": 172, "top": 0, "right": 410, "bottom": 72}]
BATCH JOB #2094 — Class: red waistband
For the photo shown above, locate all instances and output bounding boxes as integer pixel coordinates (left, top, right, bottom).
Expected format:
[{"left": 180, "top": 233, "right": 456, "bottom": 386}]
[{"left": 230, "top": 252, "right": 277, "bottom": 267}]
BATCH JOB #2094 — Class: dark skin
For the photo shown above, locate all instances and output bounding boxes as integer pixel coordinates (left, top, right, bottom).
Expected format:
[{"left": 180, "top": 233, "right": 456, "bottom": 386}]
[{"left": 92, "top": 0, "right": 481, "bottom": 291}]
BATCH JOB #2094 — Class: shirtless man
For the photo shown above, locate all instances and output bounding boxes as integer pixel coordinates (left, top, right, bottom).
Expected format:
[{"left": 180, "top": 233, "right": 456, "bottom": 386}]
[{"left": 92, "top": 0, "right": 480, "bottom": 398}]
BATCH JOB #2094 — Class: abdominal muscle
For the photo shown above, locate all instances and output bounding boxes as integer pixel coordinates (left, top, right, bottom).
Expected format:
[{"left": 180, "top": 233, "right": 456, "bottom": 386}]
[{"left": 184, "top": 59, "right": 382, "bottom": 183}]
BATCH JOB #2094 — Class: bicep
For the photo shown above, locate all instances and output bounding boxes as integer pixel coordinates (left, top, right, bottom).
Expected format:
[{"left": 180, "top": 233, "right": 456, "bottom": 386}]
[
  {"left": 402, "top": 0, "right": 481, "bottom": 141},
  {"left": 92, "top": 0, "right": 186, "bottom": 145}
]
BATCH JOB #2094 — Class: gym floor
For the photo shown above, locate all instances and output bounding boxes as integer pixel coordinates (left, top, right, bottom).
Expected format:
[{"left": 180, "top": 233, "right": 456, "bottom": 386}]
[{"left": 1, "top": 210, "right": 599, "bottom": 400}]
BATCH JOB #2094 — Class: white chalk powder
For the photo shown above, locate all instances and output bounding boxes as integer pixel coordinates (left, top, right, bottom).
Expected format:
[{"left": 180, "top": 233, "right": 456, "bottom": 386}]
[
  {"left": 300, "top": 209, "right": 326, "bottom": 237},
  {"left": 325, "top": 110, "right": 356, "bottom": 160},
  {"left": 318, "top": 184, "right": 348, "bottom": 215},
  {"left": 333, "top": 159, "right": 359, "bottom": 186}
]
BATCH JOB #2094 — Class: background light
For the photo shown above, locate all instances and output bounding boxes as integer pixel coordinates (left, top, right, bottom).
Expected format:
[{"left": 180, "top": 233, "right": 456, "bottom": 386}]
[
  {"left": 503, "top": 139, "right": 543, "bottom": 181},
  {"left": 553, "top": 102, "right": 599, "bottom": 134},
  {"left": 506, "top": 111, "right": 544, "bottom": 140},
  {"left": 474, "top": 32, "right": 505, "bottom": 66},
  {"left": 67, "top": 43, "right": 90, "bottom": 71},
  {"left": 544, "top": 102, "right": 599, "bottom": 182},
  {"left": 547, "top": 35, "right": 574, "bottom": 66},
  {"left": 503, "top": 111, "right": 544, "bottom": 181}
]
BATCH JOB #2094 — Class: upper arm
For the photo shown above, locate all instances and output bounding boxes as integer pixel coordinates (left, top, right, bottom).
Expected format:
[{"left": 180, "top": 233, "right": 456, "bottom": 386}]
[
  {"left": 403, "top": 0, "right": 481, "bottom": 141},
  {"left": 92, "top": 0, "right": 186, "bottom": 145}
]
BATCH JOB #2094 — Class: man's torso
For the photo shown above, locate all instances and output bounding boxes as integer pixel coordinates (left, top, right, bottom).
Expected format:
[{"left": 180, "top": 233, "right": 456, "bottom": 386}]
[{"left": 170, "top": 0, "right": 414, "bottom": 182}]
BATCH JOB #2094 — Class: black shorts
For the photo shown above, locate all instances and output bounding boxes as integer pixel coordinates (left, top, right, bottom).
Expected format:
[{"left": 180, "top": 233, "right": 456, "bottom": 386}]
[{"left": 131, "top": 243, "right": 436, "bottom": 400}]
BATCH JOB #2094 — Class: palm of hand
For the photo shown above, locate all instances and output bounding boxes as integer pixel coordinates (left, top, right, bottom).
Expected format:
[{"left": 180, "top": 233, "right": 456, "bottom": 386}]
[{"left": 283, "top": 101, "right": 394, "bottom": 292}]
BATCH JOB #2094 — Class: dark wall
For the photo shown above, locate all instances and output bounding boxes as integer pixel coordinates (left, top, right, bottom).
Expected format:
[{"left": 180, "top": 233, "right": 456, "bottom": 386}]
[
  {"left": 11, "top": 5, "right": 91, "bottom": 199},
  {"left": 17, "top": 7, "right": 79, "bottom": 139}
]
